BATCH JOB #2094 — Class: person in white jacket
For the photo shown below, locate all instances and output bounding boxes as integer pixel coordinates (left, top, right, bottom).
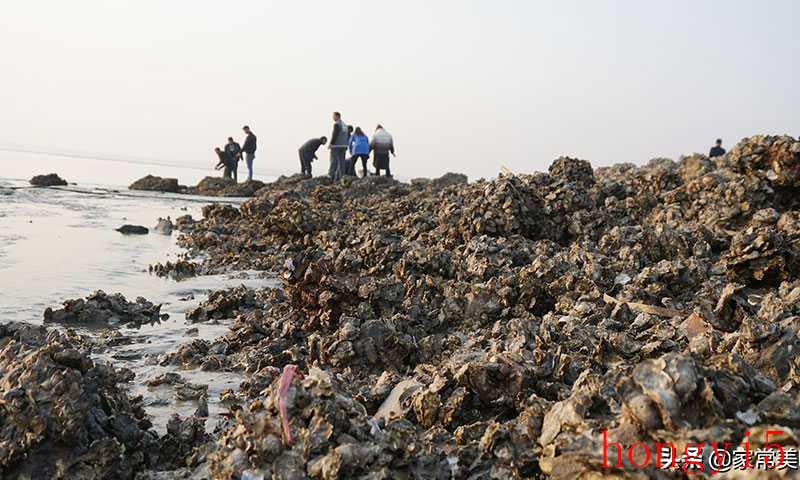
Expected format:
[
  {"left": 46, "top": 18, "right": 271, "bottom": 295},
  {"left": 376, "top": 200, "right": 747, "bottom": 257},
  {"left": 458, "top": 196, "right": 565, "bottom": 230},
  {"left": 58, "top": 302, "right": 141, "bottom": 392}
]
[{"left": 370, "top": 125, "right": 395, "bottom": 177}]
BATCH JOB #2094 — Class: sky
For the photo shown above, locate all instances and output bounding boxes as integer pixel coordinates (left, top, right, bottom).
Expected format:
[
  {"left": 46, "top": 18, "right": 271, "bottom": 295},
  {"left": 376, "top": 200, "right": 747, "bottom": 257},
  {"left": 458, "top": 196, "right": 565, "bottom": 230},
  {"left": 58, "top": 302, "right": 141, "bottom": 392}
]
[{"left": 1, "top": 0, "right": 798, "bottom": 181}]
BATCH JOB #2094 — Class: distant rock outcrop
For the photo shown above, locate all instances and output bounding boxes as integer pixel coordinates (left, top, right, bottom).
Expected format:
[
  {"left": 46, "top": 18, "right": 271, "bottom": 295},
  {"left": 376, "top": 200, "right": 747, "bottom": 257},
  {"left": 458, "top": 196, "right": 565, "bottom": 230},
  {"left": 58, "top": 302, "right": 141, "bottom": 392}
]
[
  {"left": 29, "top": 173, "right": 68, "bottom": 187},
  {"left": 129, "top": 175, "right": 181, "bottom": 193},
  {"left": 190, "top": 177, "right": 266, "bottom": 197},
  {"left": 194, "top": 176, "right": 235, "bottom": 195}
]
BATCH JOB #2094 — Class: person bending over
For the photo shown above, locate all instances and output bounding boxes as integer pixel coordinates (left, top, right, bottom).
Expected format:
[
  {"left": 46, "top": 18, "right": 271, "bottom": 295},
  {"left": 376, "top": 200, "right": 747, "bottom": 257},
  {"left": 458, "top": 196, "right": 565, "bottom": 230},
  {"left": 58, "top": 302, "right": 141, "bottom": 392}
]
[
  {"left": 214, "top": 147, "right": 236, "bottom": 180},
  {"left": 298, "top": 136, "right": 327, "bottom": 177}
]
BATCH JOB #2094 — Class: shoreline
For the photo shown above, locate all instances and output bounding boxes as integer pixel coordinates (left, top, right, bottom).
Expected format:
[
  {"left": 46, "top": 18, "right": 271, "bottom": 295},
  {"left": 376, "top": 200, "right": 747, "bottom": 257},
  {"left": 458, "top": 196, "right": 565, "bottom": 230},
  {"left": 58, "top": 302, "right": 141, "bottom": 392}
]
[{"left": 1, "top": 134, "right": 799, "bottom": 478}]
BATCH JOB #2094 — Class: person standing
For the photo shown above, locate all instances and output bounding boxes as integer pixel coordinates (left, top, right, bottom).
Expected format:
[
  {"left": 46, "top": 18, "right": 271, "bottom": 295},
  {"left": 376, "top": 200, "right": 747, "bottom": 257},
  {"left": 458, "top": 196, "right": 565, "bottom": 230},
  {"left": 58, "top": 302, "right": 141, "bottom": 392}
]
[
  {"left": 345, "top": 125, "right": 355, "bottom": 176},
  {"left": 242, "top": 125, "right": 257, "bottom": 181},
  {"left": 348, "top": 127, "right": 371, "bottom": 177},
  {"left": 709, "top": 138, "right": 726, "bottom": 158},
  {"left": 214, "top": 147, "right": 236, "bottom": 180},
  {"left": 298, "top": 136, "right": 327, "bottom": 177},
  {"left": 224, "top": 137, "right": 242, "bottom": 182},
  {"left": 370, "top": 124, "right": 395, "bottom": 177},
  {"left": 328, "top": 112, "right": 349, "bottom": 180}
]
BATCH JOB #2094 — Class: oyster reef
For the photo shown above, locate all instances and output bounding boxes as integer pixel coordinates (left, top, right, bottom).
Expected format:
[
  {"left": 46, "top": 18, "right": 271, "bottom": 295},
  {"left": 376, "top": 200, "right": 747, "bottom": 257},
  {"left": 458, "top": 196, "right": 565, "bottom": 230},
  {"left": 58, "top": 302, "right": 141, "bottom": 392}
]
[{"left": 1, "top": 135, "right": 800, "bottom": 479}]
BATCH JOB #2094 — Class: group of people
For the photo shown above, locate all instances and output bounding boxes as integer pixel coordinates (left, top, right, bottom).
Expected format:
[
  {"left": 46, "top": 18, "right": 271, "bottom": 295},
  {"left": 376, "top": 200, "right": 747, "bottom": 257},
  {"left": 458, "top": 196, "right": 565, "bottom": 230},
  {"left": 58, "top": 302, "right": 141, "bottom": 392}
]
[
  {"left": 299, "top": 112, "right": 396, "bottom": 180},
  {"left": 213, "top": 113, "right": 395, "bottom": 183},
  {"left": 214, "top": 125, "right": 257, "bottom": 182},
  {"left": 214, "top": 128, "right": 724, "bottom": 184}
]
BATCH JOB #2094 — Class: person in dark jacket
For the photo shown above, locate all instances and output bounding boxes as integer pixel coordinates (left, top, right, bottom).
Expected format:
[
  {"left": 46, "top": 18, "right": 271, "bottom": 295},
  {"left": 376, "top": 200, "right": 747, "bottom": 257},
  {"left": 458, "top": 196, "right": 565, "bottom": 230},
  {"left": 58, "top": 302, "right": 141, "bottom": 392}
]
[
  {"left": 370, "top": 124, "right": 395, "bottom": 177},
  {"left": 298, "top": 136, "right": 327, "bottom": 176},
  {"left": 709, "top": 138, "right": 725, "bottom": 158},
  {"left": 348, "top": 127, "right": 371, "bottom": 177},
  {"left": 328, "top": 112, "right": 349, "bottom": 180},
  {"left": 224, "top": 137, "right": 242, "bottom": 182},
  {"left": 345, "top": 125, "right": 356, "bottom": 176},
  {"left": 214, "top": 147, "right": 236, "bottom": 180},
  {"left": 241, "top": 125, "right": 257, "bottom": 181}
]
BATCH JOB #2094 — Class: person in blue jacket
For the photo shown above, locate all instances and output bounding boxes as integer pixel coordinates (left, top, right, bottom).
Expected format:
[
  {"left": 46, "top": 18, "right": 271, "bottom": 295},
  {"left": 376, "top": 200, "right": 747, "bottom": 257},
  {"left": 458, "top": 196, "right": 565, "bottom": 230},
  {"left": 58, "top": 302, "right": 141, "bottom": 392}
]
[{"left": 348, "top": 127, "right": 371, "bottom": 178}]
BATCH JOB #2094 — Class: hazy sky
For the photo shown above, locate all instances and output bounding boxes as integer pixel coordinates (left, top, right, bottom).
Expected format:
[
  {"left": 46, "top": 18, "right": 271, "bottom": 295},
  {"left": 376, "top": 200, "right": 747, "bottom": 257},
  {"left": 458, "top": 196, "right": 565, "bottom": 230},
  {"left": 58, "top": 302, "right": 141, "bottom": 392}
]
[{"left": 1, "top": 0, "right": 797, "bottom": 180}]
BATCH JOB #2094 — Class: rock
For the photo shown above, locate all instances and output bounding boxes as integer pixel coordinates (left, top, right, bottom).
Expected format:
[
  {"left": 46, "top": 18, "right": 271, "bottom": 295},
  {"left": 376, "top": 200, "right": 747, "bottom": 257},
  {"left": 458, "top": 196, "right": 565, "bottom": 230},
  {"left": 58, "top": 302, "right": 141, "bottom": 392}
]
[
  {"left": 174, "top": 214, "right": 196, "bottom": 232},
  {"left": 153, "top": 217, "right": 173, "bottom": 235},
  {"left": 146, "top": 372, "right": 186, "bottom": 387},
  {"left": 223, "top": 179, "right": 268, "bottom": 197},
  {"left": 206, "top": 367, "right": 449, "bottom": 479},
  {"left": 130, "top": 175, "right": 181, "bottom": 193},
  {"left": 149, "top": 259, "right": 199, "bottom": 280},
  {"left": 194, "top": 176, "right": 236, "bottom": 195},
  {"left": 29, "top": 173, "right": 68, "bottom": 186},
  {"left": 174, "top": 382, "right": 208, "bottom": 401},
  {"left": 410, "top": 172, "right": 468, "bottom": 191},
  {"left": 372, "top": 378, "right": 422, "bottom": 424},
  {"left": 190, "top": 177, "right": 266, "bottom": 197},
  {"left": 725, "top": 134, "right": 800, "bottom": 187},
  {"left": 194, "top": 396, "right": 209, "bottom": 418},
  {"left": 0, "top": 323, "right": 158, "bottom": 479},
  {"left": 679, "top": 153, "right": 715, "bottom": 181},
  {"left": 185, "top": 285, "right": 268, "bottom": 323},
  {"left": 548, "top": 156, "right": 595, "bottom": 185},
  {"left": 156, "top": 414, "right": 209, "bottom": 471},
  {"left": 117, "top": 224, "right": 149, "bottom": 235},
  {"left": 43, "top": 290, "right": 162, "bottom": 328}
]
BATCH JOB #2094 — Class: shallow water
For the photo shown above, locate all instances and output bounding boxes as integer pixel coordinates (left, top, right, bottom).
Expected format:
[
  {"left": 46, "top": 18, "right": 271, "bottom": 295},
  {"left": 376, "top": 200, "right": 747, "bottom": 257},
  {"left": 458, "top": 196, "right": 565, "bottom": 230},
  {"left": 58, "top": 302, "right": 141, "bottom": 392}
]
[
  {"left": 0, "top": 149, "right": 273, "bottom": 188},
  {"left": 0, "top": 176, "right": 275, "bottom": 432}
]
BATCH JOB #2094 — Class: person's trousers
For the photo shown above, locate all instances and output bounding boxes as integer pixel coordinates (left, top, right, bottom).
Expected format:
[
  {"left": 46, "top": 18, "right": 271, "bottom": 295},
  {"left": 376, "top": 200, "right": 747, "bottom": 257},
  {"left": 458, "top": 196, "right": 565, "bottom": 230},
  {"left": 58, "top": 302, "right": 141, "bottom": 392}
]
[
  {"left": 330, "top": 148, "right": 346, "bottom": 180},
  {"left": 223, "top": 166, "right": 233, "bottom": 179},
  {"left": 338, "top": 155, "right": 349, "bottom": 180},
  {"left": 374, "top": 152, "right": 391, "bottom": 177},
  {"left": 328, "top": 152, "right": 338, "bottom": 178},
  {"left": 232, "top": 164, "right": 238, "bottom": 182},
  {"left": 245, "top": 152, "right": 255, "bottom": 181},
  {"left": 299, "top": 152, "right": 312, "bottom": 176},
  {"left": 351, "top": 154, "right": 369, "bottom": 177}
]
